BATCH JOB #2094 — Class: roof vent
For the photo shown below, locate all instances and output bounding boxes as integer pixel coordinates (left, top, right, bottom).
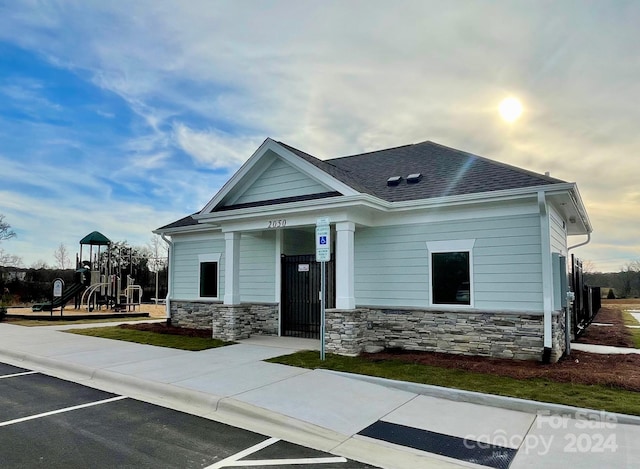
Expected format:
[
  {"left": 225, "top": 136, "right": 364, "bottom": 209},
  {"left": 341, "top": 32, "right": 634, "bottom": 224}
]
[
  {"left": 387, "top": 176, "right": 402, "bottom": 186},
  {"left": 407, "top": 173, "right": 422, "bottom": 183}
]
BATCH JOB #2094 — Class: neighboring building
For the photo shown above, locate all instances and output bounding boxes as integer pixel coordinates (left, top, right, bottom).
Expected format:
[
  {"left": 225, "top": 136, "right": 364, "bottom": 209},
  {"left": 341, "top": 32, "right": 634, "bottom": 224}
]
[
  {"left": 155, "top": 138, "right": 592, "bottom": 361},
  {"left": 0, "top": 268, "right": 27, "bottom": 282}
]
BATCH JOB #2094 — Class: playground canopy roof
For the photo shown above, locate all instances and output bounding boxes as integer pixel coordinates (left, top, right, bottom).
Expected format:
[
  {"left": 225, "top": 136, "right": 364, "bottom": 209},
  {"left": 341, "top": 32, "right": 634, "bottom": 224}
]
[{"left": 79, "top": 231, "right": 111, "bottom": 246}]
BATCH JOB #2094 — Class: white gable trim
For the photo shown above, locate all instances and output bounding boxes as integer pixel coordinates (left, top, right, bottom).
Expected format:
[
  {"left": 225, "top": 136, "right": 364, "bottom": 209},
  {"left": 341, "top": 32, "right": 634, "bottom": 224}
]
[{"left": 198, "top": 138, "right": 360, "bottom": 215}]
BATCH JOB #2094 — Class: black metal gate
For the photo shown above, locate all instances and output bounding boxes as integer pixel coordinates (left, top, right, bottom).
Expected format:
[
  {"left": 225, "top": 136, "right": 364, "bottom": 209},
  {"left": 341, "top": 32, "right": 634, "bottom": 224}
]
[
  {"left": 571, "top": 254, "right": 601, "bottom": 337},
  {"left": 281, "top": 254, "right": 335, "bottom": 338}
]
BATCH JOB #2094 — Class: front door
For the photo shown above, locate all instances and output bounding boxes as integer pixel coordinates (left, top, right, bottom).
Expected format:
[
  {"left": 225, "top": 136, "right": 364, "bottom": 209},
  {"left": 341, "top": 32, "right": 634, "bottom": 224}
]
[{"left": 281, "top": 254, "right": 335, "bottom": 338}]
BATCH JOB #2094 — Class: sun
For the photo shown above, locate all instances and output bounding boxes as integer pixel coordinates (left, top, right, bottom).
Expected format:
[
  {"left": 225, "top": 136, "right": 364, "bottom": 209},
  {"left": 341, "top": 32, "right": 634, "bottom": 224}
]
[{"left": 499, "top": 97, "right": 523, "bottom": 123}]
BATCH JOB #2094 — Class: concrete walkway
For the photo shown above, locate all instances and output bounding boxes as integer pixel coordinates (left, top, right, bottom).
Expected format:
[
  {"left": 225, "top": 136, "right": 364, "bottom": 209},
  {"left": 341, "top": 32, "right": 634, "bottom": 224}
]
[
  {"left": 0, "top": 321, "right": 638, "bottom": 469},
  {"left": 571, "top": 342, "right": 640, "bottom": 354}
]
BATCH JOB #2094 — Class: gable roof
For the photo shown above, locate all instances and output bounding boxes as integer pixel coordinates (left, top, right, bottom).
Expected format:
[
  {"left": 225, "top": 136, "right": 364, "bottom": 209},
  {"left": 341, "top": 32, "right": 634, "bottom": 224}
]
[
  {"left": 157, "top": 138, "right": 579, "bottom": 232},
  {"left": 156, "top": 214, "right": 199, "bottom": 231}
]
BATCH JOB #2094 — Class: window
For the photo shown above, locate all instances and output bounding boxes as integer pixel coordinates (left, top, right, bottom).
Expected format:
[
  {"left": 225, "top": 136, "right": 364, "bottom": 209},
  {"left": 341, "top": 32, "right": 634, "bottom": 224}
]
[
  {"left": 199, "top": 262, "right": 218, "bottom": 298},
  {"left": 427, "top": 240, "right": 475, "bottom": 307},
  {"left": 198, "top": 253, "right": 221, "bottom": 299},
  {"left": 431, "top": 252, "right": 470, "bottom": 305}
]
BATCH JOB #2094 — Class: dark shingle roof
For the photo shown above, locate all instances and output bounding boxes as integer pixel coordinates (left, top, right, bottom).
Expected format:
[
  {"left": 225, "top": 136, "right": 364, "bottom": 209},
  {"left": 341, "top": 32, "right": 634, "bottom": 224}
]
[
  {"left": 321, "top": 140, "right": 564, "bottom": 203},
  {"left": 158, "top": 139, "right": 565, "bottom": 231},
  {"left": 156, "top": 214, "right": 199, "bottom": 231},
  {"left": 277, "top": 141, "right": 376, "bottom": 197}
]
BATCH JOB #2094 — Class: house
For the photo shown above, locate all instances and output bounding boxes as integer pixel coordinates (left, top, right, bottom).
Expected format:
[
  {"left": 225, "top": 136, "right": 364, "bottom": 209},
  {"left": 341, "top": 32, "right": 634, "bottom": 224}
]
[{"left": 154, "top": 138, "right": 592, "bottom": 362}]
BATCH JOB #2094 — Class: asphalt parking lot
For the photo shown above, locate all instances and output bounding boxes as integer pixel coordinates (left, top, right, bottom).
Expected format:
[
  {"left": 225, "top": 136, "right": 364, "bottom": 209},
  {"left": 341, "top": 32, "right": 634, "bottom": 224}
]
[{"left": 0, "top": 362, "right": 378, "bottom": 468}]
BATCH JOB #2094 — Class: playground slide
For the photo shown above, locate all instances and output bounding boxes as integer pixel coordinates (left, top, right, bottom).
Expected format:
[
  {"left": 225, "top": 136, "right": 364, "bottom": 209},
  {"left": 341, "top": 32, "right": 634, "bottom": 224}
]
[{"left": 32, "top": 282, "right": 87, "bottom": 312}]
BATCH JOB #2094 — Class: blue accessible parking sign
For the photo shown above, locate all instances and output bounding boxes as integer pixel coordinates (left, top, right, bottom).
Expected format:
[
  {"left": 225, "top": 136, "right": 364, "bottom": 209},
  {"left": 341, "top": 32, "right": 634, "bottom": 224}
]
[{"left": 315, "top": 219, "right": 330, "bottom": 262}]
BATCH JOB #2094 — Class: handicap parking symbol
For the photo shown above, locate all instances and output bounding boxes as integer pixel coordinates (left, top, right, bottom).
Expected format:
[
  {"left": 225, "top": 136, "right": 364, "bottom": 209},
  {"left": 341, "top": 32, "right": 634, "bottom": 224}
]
[{"left": 319, "top": 236, "right": 327, "bottom": 245}]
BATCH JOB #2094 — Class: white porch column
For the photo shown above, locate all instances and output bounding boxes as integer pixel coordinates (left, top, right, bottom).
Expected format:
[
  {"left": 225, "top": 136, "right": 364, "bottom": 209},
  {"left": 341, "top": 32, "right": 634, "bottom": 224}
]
[
  {"left": 224, "top": 232, "right": 241, "bottom": 305},
  {"left": 335, "top": 221, "right": 355, "bottom": 309}
]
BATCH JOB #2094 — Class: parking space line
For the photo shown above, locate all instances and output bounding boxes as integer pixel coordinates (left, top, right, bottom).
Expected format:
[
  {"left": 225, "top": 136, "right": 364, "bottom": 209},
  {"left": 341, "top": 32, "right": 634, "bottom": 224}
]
[
  {"left": 0, "top": 371, "right": 38, "bottom": 379},
  {"left": 206, "top": 437, "right": 281, "bottom": 469},
  {"left": 205, "top": 436, "right": 347, "bottom": 468},
  {"left": 0, "top": 395, "right": 127, "bottom": 427},
  {"left": 225, "top": 456, "right": 349, "bottom": 466}
]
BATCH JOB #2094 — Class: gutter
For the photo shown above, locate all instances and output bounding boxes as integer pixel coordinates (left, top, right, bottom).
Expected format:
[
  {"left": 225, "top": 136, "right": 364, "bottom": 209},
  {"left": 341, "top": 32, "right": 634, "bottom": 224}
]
[
  {"left": 194, "top": 182, "right": 577, "bottom": 226},
  {"left": 160, "top": 234, "right": 173, "bottom": 324},
  {"left": 568, "top": 233, "right": 591, "bottom": 251},
  {"left": 565, "top": 233, "right": 592, "bottom": 357}
]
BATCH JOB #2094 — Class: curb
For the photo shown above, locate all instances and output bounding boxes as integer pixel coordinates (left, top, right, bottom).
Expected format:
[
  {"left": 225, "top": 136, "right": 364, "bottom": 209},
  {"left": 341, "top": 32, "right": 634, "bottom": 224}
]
[
  {"left": 323, "top": 370, "right": 640, "bottom": 426},
  {"left": 0, "top": 349, "right": 413, "bottom": 469}
]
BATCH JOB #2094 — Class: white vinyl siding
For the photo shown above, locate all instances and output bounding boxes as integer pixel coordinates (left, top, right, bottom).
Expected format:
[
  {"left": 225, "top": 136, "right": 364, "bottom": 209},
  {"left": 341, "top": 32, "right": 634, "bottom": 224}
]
[
  {"left": 233, "top": 158, "right": 329, "bottom": 205},
  {"left": 172, "top": 237, "right": 225, "bottom": 300},
  {"left": 239, "top": 232, "right": 277, "bottom": 302},
  {"left": 354, "top": 214, "right": 543, "bottom": 311},
  {"left": 549, "top": 205, "right": 568, "bottom": 256}
]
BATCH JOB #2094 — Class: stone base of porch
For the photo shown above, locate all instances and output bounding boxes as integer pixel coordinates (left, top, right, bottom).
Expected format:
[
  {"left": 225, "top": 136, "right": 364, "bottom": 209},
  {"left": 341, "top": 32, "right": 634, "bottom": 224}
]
[
  {"left": 326, "top": 307, "right": 566, "bottom": 362},
  {"left": 169, "top": 301, "right": 278, "bottom": 341}
]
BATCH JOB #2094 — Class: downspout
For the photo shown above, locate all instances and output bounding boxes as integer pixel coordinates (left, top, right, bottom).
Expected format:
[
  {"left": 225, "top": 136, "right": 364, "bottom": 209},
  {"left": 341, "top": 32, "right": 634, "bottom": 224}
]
[
  {"left": 160, "top": 234, "right": 173, "bottom": 325},
  {"left": 538, "top": 192, "right": 553, "bottom": 363},
  {"left": 565, "top": 232, "right": 591, "bottom": 357}
]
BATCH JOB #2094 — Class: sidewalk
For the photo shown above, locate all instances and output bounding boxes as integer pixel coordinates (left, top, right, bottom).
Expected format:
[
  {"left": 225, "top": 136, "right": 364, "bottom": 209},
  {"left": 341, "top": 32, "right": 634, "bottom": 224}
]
[{"left": 0, "top": 321, "right": 638, "bottom": 469}]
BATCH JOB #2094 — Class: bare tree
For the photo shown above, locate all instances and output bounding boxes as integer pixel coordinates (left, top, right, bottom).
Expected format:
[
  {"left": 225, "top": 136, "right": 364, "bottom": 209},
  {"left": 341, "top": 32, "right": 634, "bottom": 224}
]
[
  {"left": 53, "top": 243, "right": 71, "bottom": 269},
  {"left": 146, "top": 235, "right": 168, "bottom": 273},
  {"left": 0, "top": 214, "right": 22, "bottom": 267},
  {"left": 619, "top": 261, "right": 640, "bottom": 298},
  {"left": 146, "top": 235, "right": 168, "bottom": 304},
  {"left": 30, "top": 259, "right": 50, "bottom": 269},
  {"left": 0, "top": 251, "right": 22, "bottom": 267},
  {"left": 581, "top": 259, "right": 597, "bottom": 275},
  {"left": 0, "top": 214, "right": 16, "bottom": 242}
]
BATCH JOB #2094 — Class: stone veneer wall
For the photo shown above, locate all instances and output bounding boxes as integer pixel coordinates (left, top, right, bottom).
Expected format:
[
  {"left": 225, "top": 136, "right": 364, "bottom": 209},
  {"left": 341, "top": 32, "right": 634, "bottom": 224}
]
[
  {"left": 170, "top": 301, "right": 217, "bottom": 330},
  {"left": 326, "top": 307, "right": 567, "bottom": 362},
  {"left": 551, "top": 311, "right": 566, "bottom": 362},
  {"left": 169, "top": 301, "right": 278, "bottom": 340}
]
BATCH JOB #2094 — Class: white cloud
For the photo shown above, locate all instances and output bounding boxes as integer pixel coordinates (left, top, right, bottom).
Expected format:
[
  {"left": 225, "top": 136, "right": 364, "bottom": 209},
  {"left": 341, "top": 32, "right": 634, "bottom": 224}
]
[
  {"left": 0, "top": 1, "right": 639, "bottom": 271},
  {"left": 172, "top": 123, "right": 259, "bottom": 169}
]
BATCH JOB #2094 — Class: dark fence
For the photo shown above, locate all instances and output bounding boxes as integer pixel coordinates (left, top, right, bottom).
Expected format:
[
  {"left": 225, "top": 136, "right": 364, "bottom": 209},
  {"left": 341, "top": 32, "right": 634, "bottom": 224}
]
[{"left": 571, "top": 254, "right": 601, "bottom": 337}]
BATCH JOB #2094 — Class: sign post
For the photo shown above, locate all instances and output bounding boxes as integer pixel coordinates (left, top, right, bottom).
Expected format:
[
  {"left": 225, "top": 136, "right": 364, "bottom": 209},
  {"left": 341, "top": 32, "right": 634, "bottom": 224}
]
[
  {"left": 315, "top": 217, "right": 330, "bottom": 360},
  {"left": 52, "top": 278, "right": 64, "bottom": 318}
]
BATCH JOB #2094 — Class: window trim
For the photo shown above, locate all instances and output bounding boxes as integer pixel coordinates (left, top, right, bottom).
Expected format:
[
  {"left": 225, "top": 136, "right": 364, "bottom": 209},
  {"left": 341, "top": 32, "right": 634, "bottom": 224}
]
[
  {"left": 198, "top": 253, "right": 221, "bottom": 300},
  {"left": 426, "top": 239, "right": 475, "bottom": 308}
]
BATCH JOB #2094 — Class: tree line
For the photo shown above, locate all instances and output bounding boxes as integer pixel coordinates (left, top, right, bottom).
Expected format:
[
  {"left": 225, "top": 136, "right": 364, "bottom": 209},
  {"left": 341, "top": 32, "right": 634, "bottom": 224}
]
[{"left": 584, "top": 261, "right": 640, "bottom": 299}]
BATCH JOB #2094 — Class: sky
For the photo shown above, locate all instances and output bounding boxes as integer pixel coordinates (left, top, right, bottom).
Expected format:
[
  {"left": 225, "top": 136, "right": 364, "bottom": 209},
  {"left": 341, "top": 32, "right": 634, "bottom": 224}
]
[{"left": 0, "top": 1, "right": 639, "bottom": 272}]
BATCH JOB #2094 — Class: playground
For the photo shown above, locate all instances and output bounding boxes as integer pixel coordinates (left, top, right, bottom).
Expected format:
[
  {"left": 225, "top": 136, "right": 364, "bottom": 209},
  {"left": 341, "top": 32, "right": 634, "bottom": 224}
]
[{"left": 5, "top": 231, "right": 165, "bottom": 321}]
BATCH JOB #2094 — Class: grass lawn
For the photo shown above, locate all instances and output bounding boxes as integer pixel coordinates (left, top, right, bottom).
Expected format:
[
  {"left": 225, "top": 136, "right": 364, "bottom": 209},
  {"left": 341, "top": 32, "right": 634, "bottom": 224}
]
[
  {"left": 268, "top": 351, "right": 640, "bottom": 416},
  {"left": 622, "top": 310, "right": 640, "bottom": 349},
  {"left": 67, "top": 326, "right": 232, "bottom": 351}
]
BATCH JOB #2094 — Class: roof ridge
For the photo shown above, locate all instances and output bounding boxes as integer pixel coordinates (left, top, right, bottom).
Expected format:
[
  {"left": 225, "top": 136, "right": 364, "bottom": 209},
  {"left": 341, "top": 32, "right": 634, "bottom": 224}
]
[
  {"left": 276, "top": 140, "right": 344, "bottom": 171},
  {"left": 328, "top": 142, "right": 417, "bottom": 161}
]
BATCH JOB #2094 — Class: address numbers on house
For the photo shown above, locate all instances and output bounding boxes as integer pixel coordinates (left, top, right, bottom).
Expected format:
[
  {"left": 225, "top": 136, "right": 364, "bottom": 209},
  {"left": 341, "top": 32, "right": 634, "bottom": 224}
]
[{"left": 267, "top": 219, "right": 287, "bottom": 228}]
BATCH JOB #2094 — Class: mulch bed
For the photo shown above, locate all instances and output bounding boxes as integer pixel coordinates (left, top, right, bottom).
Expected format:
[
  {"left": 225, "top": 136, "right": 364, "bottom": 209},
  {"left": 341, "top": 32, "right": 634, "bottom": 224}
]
[
  {"left": 363, "top": 348, "right": 640, "bottom": 392},
  {"left": 575, "top": 306, "right": 634, "bottom": 347},
  {"left": 364, "top": 304, "right": 640, "bottom": 391},
  {"left": 118, "top": 322, "right": 212, "bottom": 339}
]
